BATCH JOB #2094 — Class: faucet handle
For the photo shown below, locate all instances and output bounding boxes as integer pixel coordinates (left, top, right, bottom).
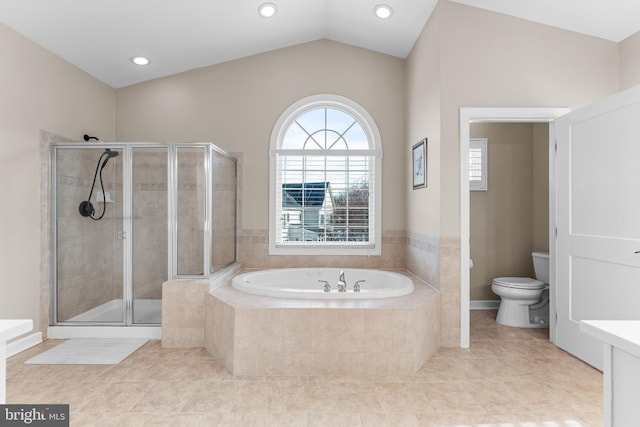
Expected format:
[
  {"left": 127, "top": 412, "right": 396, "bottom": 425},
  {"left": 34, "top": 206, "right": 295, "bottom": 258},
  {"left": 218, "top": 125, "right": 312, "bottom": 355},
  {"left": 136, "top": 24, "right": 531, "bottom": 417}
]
[
  {"left": 319, "top": 280, "right": 331, "bottom": 293},
  {"left": 354, "top": 280, "right": 365, "bottom": 292}
]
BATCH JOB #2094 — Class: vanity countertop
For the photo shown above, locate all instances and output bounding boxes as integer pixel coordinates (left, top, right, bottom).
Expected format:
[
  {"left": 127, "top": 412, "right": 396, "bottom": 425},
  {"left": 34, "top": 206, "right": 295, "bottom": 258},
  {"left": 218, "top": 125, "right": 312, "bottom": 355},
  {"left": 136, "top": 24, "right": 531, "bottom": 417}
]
[{"left": 581, "top": 320, "right": 640, "bottom": 358}]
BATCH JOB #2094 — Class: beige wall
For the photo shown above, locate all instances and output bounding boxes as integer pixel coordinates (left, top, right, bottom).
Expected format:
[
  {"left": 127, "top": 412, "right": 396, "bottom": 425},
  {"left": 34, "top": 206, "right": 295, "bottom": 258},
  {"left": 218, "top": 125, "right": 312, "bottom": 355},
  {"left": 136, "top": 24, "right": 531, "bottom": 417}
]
[
  {"left": 115, "top": 39, "right": 407, "bottom": 269},
  {"left": 406, "top": 6, "right": 441, "bottom": 238},
  {"left": 406, "top": 0, "right": 620, "bottom": 345},
  {"left": 469, "top": 123, "right": 549, "bottom": 301},
  {"left": 437, "top": 1, "right": 619, "bottom": 238},
  {"left": 405, "top": 6, "right": 443, "bottom": 291},
  {"left": 0, "top": 22, "right": 115, "bottom": 335},
  {"left": 620, "top": 31, "right": 640, "bottom": 90},
  {"left": 532, "top": 123, "right": 550, "bottom": 251}
]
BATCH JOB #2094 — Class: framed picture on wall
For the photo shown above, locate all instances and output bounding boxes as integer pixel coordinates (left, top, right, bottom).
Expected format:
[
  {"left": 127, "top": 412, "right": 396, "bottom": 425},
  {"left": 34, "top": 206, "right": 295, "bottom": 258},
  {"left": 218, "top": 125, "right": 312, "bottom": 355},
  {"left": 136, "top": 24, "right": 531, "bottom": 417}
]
[{"left": 412, "top": 138, "right": 427, "bottom": 189}]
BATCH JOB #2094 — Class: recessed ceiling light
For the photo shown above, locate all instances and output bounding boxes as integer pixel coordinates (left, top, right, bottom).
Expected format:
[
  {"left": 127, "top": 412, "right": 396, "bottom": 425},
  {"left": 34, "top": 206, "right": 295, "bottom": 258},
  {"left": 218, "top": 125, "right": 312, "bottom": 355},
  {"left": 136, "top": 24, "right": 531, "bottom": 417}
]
[
  {"left": 130, "top": 56, "right": 150, "bottom": 66},
  {"left": 258, "top": 2, "right": 277, "bottom": 18},
  {"left": 374, "top": 4, "right": 393, "bottom": 19}
]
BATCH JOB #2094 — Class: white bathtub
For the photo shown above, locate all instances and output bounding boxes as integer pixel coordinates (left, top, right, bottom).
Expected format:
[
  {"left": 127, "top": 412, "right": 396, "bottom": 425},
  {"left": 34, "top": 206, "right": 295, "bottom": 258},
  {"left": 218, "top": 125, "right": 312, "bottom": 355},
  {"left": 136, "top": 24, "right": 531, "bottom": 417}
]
[{"left": 231, "top": 268, "right": 415, "bottom": 299}]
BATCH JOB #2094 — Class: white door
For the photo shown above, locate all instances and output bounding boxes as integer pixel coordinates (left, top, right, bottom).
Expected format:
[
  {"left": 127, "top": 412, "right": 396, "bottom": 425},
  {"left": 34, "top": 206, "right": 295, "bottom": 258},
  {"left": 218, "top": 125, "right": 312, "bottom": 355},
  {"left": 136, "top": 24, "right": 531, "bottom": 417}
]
[{"left": 555, "top": 85, "right": 640, "bottom": 370}]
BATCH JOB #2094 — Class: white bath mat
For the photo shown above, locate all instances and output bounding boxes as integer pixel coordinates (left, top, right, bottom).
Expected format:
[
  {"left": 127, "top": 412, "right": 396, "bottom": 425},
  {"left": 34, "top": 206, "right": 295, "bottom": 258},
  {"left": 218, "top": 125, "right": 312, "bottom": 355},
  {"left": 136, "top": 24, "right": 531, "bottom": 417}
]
[{"left": 25, "top": 338, "right": 148, "bottom": 365}]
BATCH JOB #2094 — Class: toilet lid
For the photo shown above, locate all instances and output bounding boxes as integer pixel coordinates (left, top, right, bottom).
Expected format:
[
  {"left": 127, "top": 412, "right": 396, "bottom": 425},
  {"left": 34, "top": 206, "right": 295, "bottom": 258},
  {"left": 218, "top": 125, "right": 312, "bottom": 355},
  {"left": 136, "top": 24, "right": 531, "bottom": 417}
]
[{"left": 493, "top": 277, "right": 545, "bottom": 290}]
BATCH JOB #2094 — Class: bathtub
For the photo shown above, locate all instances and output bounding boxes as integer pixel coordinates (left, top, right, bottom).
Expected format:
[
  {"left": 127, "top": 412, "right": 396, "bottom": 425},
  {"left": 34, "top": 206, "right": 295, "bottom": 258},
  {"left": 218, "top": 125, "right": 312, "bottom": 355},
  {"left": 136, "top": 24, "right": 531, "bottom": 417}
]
[{"left": 231, "top": 268, "right": 414, "bottom": 299}]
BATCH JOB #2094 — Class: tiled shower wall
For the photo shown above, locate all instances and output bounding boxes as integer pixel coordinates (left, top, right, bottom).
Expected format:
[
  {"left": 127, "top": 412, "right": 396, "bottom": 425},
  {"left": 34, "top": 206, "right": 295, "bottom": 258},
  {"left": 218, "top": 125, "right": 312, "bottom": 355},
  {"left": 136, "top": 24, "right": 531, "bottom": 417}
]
[{"left": 132, "top": 149, "right": 168, "bottom": 300}]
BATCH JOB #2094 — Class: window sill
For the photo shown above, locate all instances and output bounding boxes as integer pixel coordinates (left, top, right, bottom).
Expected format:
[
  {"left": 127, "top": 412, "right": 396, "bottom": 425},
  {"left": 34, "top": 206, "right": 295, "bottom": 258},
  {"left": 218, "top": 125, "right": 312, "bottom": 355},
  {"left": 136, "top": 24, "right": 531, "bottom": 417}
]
[{"left": 269, "top": 245, "right": 381, "bottom": 256}]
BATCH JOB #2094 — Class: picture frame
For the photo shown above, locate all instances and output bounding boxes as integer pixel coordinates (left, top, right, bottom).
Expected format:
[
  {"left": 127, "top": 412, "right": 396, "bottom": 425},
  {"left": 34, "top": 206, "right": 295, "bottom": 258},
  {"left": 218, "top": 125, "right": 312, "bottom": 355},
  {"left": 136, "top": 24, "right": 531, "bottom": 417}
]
[{"left": 412, "top": 138, "right": 427, "bottom": 189}]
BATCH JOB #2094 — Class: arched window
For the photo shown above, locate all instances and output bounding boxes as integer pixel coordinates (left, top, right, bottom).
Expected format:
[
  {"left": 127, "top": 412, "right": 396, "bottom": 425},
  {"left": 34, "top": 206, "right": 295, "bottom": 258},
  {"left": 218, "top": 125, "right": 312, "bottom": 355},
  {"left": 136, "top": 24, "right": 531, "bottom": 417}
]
[{"left": 269, "top": 94, "right": 382, "bottom": 255}]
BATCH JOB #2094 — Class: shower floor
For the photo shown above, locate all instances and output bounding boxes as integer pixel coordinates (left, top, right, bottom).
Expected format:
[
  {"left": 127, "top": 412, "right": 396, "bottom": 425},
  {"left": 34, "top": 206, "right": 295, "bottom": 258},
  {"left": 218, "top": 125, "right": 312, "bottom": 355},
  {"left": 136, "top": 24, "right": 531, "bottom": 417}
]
[{"left": 67, "top": 299, "right": 162, "bottom": 324}]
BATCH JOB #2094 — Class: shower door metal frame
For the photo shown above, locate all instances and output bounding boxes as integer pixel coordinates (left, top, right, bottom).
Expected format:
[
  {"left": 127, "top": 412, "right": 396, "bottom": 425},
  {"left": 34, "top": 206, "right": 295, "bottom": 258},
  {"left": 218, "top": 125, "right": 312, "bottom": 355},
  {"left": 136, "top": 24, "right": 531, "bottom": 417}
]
[
  {"left": 122, "top": 144, "right": 133, "bottom": 326},
  {"left": 125, "top": 144, "right": 172, "bottom": 326},
  {"left": 169, "top": 143, "right": 212, "bottom": 279},
  {"left": 50, "top": 146, "right": 60, "bottom": 326},
  {"left": 168, "top": 142, "right": 238, "bottom": 277},
  {"left": 50, "top": 143, "right": 129, "bottom": 326},
  {"left": 206, "top": 143, "right": 239, "bottom": 274}
]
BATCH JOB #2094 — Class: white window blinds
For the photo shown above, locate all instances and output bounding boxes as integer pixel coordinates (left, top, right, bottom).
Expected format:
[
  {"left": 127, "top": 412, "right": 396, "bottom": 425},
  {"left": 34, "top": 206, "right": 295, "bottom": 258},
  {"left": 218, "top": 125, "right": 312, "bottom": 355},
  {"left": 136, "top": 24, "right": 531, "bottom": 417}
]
[{"left": 469, "top": 138, "right": 488, "bottom": 191}]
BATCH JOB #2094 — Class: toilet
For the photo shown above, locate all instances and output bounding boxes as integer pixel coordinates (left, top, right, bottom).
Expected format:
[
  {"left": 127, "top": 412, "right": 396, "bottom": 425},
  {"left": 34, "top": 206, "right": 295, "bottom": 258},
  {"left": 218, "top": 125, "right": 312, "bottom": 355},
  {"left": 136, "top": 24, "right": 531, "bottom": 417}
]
[{"left": 491, "top": 251, "right": 549, "bottom": 328}]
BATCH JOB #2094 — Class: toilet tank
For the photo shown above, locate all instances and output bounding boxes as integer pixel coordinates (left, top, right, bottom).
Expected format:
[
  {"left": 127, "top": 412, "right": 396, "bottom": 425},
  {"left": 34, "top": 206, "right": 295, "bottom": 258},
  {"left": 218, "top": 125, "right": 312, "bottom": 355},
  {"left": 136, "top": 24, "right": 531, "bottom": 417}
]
[{"left": 532, "top": 251, "right": 549, "bottom": 284}]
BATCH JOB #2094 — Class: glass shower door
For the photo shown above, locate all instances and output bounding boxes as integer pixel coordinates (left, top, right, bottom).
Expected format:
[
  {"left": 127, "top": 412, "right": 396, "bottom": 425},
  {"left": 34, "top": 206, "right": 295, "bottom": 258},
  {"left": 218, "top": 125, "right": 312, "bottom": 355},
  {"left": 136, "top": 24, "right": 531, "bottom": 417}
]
[
  {"left": 211, "top": 149, "right": 237, "bottom": 271},
  {"left": 131, "top": 147, "right": 168, "bottom": 324},
  {"left": 175, "top": 146, "right": 207, "bottom": 276},
  {"left": 54, "top": 147, "right": 124, "bottom": 324}
]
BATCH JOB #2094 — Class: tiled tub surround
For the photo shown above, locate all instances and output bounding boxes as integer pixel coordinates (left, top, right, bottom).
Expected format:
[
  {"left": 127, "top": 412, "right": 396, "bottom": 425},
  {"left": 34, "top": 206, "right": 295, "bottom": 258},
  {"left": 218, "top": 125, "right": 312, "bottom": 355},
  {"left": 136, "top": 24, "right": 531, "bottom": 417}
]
[
  {"left": 162, "top": 279, "right": 209, "bottom": 348},
  {"left": 439, "top": 237, "right": 461, "bottom": 347},
  {"left": 406, "top": 231, "right": 462, "bottom": 348},
  {"left": 205, "top": 272, "right": 440, "bottom": 376},
  {"left": 236, "top": 230, "right": 408, "bottom": 270},
  {"left": 162, "top": 264, "right": 242, "bottom": 348},
  {"left": 406, "top": 231, "right": 440, "bottom": 290}
]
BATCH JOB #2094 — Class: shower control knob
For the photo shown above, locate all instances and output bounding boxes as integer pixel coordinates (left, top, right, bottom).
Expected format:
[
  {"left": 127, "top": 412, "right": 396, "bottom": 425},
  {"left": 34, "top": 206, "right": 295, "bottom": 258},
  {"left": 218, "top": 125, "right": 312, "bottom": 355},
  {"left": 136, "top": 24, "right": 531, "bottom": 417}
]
[{"left": 78, "top": 200, "right": 95, "bottom": 217}]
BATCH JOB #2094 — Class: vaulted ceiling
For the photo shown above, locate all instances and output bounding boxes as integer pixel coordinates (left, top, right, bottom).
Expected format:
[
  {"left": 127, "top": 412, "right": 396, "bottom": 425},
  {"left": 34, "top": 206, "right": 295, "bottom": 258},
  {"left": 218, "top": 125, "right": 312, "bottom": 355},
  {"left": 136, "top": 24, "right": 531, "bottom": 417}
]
[{"left": 1, "top": 0, "right": 639, "bottom": 88}]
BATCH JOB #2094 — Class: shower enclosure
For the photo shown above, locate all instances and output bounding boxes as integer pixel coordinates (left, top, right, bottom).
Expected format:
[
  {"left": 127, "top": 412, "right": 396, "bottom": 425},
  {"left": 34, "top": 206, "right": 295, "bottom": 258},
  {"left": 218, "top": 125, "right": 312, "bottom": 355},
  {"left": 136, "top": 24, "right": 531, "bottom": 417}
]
[{"left": 50, "top": 142, "right": 236, "bottom": 330}]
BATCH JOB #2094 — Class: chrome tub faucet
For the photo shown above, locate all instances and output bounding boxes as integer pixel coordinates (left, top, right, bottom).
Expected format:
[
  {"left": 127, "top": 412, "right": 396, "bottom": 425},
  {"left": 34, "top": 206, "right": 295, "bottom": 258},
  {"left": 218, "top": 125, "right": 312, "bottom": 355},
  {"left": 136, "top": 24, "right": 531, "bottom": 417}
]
[{"left": 338, "top": 270, "right": 347, "bottom": 292}]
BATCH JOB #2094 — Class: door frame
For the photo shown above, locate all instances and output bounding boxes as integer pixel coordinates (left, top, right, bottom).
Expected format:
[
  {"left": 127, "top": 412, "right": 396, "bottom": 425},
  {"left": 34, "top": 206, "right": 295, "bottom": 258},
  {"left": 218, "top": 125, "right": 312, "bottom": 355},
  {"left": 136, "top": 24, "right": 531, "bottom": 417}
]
[{"left": 459, "top": 107, "right": 570, "bottom": 348}]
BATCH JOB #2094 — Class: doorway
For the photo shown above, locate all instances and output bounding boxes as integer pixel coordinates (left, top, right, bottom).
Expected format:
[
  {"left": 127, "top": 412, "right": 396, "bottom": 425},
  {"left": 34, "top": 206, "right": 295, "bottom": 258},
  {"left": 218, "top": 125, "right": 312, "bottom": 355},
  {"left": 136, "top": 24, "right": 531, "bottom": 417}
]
[
  {"left": 469, "top": 122, "right": 550, "bottom": 311},
  {"left": 459, "top": 107, "right": 570, "bottom": 348}
]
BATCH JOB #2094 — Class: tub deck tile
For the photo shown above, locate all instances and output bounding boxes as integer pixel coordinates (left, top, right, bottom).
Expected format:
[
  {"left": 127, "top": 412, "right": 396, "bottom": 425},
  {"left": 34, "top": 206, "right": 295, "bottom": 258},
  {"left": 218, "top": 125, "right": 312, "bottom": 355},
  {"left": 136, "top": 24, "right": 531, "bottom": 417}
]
[{"left": 207, "top": 272, "right": 440, "bottom": 376}]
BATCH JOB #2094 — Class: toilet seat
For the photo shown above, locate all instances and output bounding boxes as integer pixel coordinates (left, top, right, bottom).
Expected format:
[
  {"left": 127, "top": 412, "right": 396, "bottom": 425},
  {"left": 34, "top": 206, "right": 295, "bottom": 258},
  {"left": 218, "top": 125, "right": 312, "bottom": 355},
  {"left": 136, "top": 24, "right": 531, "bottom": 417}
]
[{"left": 492, "top": 277, "right": 545, "bottom": 290}]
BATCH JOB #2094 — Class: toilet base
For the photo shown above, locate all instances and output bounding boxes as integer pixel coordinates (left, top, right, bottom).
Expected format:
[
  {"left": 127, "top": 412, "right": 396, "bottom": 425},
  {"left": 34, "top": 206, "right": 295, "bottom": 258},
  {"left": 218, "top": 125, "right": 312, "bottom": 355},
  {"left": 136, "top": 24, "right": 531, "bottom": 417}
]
[{"left": 496, "top": 298, "right": 549, "bottom": 328}]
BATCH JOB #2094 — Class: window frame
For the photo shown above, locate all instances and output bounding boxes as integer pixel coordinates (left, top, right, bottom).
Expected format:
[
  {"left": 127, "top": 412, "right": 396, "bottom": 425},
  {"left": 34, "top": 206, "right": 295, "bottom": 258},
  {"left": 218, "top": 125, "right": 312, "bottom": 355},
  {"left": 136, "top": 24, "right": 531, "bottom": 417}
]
[{"left": 268, "top": 94, "right": 382, "bottom": 256}]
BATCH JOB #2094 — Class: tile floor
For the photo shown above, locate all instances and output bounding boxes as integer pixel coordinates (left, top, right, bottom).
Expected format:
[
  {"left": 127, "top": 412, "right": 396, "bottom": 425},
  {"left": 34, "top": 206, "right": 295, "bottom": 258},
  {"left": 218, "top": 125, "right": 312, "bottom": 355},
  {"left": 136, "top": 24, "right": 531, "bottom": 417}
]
[{"left": 6, "top": 310, "right": 603, "bottom": 426}]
